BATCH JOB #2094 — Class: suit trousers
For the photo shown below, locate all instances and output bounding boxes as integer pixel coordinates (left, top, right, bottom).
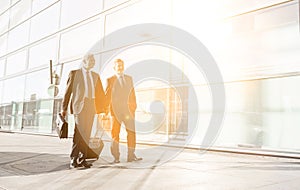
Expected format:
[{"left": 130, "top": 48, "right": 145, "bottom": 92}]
[
  {"left": 70, "top": 98, "right": 95, "bottom": 160},
  {"left": 111, "top": 113, "right": 136, "bottom": 159}
]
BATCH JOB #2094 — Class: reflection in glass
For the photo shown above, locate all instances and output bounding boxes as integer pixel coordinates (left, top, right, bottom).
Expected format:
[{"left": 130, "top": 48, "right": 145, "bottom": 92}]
[
  {"left": 0, "top": 102, "right": 13, "bottom": 130},
  {"left": 21, "top": 99, "right": 53, "bottom": 133},
  {"left": 11, "top": 101, "right": 23, "bottom": 130},
  {"left": 212, "top": 75, "right": 300, "bottom": 151}
]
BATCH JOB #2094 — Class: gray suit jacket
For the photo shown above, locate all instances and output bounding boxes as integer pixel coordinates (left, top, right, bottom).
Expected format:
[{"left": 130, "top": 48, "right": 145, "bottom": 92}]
[{"left": 62, "top": 69, "right": 105, "bottom": 114}]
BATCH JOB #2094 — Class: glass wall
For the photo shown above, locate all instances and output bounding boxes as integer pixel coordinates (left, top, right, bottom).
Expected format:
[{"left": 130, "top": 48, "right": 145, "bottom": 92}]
[
  {"left": 7, "top": 21, "right": 30, "bottom": 53},
  {"left": 29, "top": 2, "right": 60, "bottom": 42},
  {"left": 2, "top": 76, "right": 25, "bottom": 103},
  {"left": 0, "top": 0, "right": 300, "bottom": 155},
  {"left": 6, "top": 50, "right": 27, "bottom": 75},
  {"left": 0, "top": 59, "right": 5, "bottom": 77},
  {"left": 28, "top": 37, "right": 59, "bottom": 69},
  {"left": 59, "top": 18, "right": 103, "bottom": 62},
  {"left": 0, "top": 34, "right": 8, "bottom": 57},
  {"left": 0, "top": 11, "right": 9, "bottom": 35},
  {"left": 9, "top": 0, "right": 31, "bottom": 28},
  {"left": 60, "top": 0, "right": 103, "bottom": 28}
]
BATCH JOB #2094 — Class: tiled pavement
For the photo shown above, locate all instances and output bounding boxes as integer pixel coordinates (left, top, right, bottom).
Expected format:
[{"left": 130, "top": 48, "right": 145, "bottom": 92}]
[{"left": 0, "top": 132, "right": 300, "bottom": 190}]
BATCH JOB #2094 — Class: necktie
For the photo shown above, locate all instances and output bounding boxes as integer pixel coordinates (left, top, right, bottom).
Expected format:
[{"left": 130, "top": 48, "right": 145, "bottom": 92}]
[
  {"left": 86, "top": 71, "right": 92, "bottom": 98},
  {"left": 119, "top": 75, "right": 124, "bottom": 87}
]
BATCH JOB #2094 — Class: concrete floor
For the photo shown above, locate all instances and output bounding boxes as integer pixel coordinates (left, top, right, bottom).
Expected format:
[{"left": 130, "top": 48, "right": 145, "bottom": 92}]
[{"left": 0, "top": 132, "right": 300, "bottom": 190}]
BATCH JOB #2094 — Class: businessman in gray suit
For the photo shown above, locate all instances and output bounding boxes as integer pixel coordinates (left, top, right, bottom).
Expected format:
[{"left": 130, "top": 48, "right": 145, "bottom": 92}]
[
  {"left": 105, "top": 59, "right": 142, "bottom": 163},
  {"left": 61, "top": 53, "right": 105, "bottom": 168}
]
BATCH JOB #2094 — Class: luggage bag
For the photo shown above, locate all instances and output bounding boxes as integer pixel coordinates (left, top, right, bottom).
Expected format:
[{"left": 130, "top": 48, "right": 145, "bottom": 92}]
[{"left": 86, "top": 115, "right": 110, "bottom": 160}]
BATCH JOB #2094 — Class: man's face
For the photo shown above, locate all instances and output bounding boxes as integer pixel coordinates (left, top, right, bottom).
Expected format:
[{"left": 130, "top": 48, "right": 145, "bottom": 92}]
[
  {"left": 83, "top": 56, "right": 95, "bottom": 70},
  {"left": 114, "top": 60, "right": 124, "bottom": 75}
]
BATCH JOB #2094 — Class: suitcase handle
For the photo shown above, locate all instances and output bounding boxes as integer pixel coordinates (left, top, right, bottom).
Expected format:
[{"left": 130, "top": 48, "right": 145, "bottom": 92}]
[{"left": 94, "top": 114, "right": 106, "bottom": 139}]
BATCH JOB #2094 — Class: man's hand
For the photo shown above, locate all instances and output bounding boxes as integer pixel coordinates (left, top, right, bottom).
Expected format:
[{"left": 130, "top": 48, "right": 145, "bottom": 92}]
[
  {"left": 61, "top": 110, "right": 67, "bottom": 117},
  {"left": 98, "top": 113, "right": 106, "bottom": 119}
]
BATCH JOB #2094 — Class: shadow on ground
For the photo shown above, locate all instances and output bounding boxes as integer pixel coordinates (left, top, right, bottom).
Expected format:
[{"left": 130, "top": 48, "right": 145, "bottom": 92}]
[{"left": 0, "top": 152, "right": 70, "bottom": 177}]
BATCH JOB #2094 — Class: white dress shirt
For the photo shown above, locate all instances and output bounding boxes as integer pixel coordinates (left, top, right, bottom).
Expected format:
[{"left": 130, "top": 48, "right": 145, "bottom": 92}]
[
  {"left": 116, "top": 73, "right": 125, "bottom": 87},
  {"left": 82, "top": 68, "right": 95, "bottom": 98}
]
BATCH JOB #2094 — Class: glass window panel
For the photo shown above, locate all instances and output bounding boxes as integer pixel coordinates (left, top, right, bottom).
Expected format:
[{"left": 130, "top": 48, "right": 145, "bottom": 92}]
[
  {"left": 100, "top": 44, "right": 173, "bottom": 85},
  {"left": 104, "top": 0, "right": 127, "bottom": 9},
  {"left": 106, "top": 0, "right": 171, "bottom": 33},
  {"left": 9, "top": 0, "right": 31, "bottom": 28},
  {"left": 255, "top": 3, "right": 298, "bottom": 30},
  {"left": 0, "top": 1, "right": 10, "bottom": 14},
  {"left": 11, "top": 0, "right": 20, "bottom": 5},
  {"left": 221, "top": 0, "right": 292, "bottom": 17},
  {"left": 2, "top": 75, "right": 25, "bottom": 103},
  {"left": 213, "top": 75, "right": 300, "bottom": 151},
  {"left": 180, "top": 0, "right": 293, "bottom": 19},
  {"left": 30, "top": 3, "right": 60, "bottom": 42},
  {"left": 171, "top": 0, "right": 300, "bottom": 81},
  {"left": 35, "top": 99, "right": 54, "bottom": 133},
  {"left": 28, "top": 37, "right": 58, "bottom": 69},
  {"left": 104, "top": 0, "right": 171, "bottom": 50},
  {"left": 7, "top": 21, "right": 30, "bottom": 52},
  {"left": 0, "top": 59, "right": 5, "bottom": 77},
  {"left": 220, "top": 4, "right": 300, "bottom": 79},
  {"left": 0, "top": 34, "right": 7, "bottom": 57},
  {"left": 0, "top": 11, "right": 9, "bottom": 35},
  {"left": 31, "top": 0, "right": 58, "bottom": 15},
  {"left": 6, "top": 50, "right": 27, "bottom": 75},
  {"left": 0, "top": 81, "right": 3, "bottom": 103},
  {"left": 60, "top": 0, "right": 102, "bottom": 28},
  {"left": 60, "top": 19, "right": 102, "bottom": 61},
  {"left": 24, "top": 69, "right": 50, "bottom": 100}
]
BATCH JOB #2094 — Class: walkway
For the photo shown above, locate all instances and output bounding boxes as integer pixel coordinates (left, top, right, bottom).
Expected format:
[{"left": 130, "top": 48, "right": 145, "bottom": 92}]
[{"left": 0, "top": 132, "right": 300, "bottom": 190}]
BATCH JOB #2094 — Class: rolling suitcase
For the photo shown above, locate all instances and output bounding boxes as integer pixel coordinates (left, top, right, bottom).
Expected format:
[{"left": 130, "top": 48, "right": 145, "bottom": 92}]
[
  {"left": 86, "top": 138, "right": 104, "bottom": 160},
  {"left": 86, "top": 114, "right": 108, "bottom": 160}
]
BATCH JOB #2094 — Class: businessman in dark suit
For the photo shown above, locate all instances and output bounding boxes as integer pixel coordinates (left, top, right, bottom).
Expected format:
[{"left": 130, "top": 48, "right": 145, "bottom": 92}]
[
  {"left": 61, "top": 53, "right": 105, "bottom": 168},
  {"left": 105, "top": 59, "right": 142, "bottom": 163}
]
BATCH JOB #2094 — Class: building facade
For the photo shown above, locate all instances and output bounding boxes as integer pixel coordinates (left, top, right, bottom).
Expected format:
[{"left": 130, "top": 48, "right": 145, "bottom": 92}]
[{"left": 0, "top": 0, "right": 300, "bottom": 156}]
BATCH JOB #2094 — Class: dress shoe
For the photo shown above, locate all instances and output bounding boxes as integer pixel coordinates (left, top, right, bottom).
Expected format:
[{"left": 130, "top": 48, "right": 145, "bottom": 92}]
[
  {"left": 113, "top": 159, "right": 120, "bottom": 164},
  {"left": 70, "top": 158, "right": 79, "bottom": 169},
  {"left": 127, "top": 155, "right": 143, "bottom": 162},
  {"left": 80, "top": 160, "right": 92, "bottom": 168}
]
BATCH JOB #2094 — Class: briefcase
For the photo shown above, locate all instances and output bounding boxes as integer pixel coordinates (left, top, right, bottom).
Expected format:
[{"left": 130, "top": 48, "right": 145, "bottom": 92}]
[{"left": 56, "top": 113, "right": 68, "bottom": 139}]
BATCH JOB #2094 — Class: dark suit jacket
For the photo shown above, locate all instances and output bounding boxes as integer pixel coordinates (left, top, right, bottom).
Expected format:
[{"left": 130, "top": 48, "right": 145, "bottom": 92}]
[
  {"left": 62, "top": 69, "right": 105, "bottom": 114},
  {"left": 105, "top": 74, "right": 137, "bottom": 117}
]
